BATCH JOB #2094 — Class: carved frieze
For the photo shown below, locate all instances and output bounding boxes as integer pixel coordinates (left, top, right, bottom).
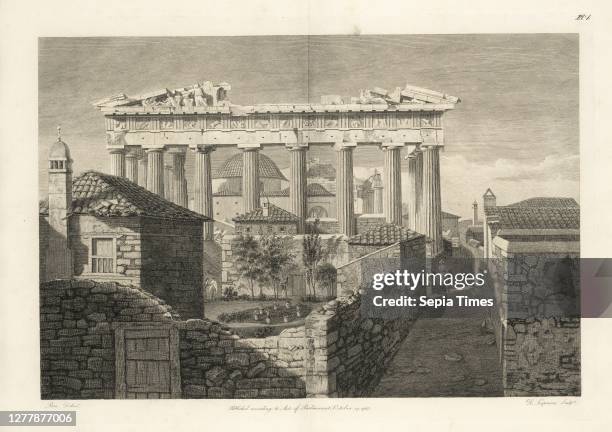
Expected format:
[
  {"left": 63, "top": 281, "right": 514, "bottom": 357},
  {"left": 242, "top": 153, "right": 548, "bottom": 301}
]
[
  {"left": 253, "top": 115, "right": 271, "bottom": 129},
  {"left": 134, "top": 118, "right": 151, "bottom": 130},
  {"left": 302, "top": 116, "right": 316, "bottom": 129},
  {"left": 230, "top": 117, "right": 246, "bottom": 129},
  {"left": 207, "top": 116, "right": 223, "bottom": 129},
  {"left": 160, "top": 118, "right": 175, "bottom": 129},
  {"left": 324, "top": 115, "right": 339, "bottom": 128},
  {"left": 183, "top": 116, "right": 198, "bottom": 129},
  {"left": 279, "top": 116, "right": 293, "bottom": 129}
]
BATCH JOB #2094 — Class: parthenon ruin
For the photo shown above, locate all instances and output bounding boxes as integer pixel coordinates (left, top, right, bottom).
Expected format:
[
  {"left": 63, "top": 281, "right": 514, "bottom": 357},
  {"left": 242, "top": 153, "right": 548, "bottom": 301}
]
[{"left": 95, "top": 82, "right": 459, "bottom": 256}]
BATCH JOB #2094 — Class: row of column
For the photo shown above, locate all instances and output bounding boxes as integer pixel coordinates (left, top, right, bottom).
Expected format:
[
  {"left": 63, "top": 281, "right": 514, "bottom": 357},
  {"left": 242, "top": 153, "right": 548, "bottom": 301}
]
[
  {"left": 108, "top": 143, "right": 443, "bottom": 256},
  {"left": 408, "top": 146, "right": 442, "bottom": 256}
]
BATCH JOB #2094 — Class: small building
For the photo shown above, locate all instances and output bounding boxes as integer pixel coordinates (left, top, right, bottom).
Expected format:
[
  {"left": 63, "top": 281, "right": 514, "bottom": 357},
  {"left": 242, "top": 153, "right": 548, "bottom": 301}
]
[
  {"left": 39, "top": 136, "right": 209, "bottom": 319},
  {"left": 232, "top": 202, "right": 299, "bottom": 235},
  {"left": 347, "top": 223, "right": 425, "bottom": 262},
  {"left": 441, "top": 210, "right": 461, "bottom": 240}
]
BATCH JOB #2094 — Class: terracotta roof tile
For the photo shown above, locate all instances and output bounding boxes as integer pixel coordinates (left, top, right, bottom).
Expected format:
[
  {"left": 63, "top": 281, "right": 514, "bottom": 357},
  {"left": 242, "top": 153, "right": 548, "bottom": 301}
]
[
  {"left": 233, "top": 204, "right": 299, "bottom": 223},
  {"left": 348, "top": 223, "right": 424, "bottom": 246},
  {"left": 507, "top": 197, "right": 579, "bottom": 208},
  {"left": 485, "top": 206, "right": 579, "bottom": 230},
  {"left": 40, "top": 171, "right": 209, "bottom": 221}
]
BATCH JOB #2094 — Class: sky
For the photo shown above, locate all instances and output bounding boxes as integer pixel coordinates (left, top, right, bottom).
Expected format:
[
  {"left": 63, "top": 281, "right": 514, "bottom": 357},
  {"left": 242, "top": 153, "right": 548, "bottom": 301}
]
[{"left": 38, "top": 35, "right": 579, "bottom": 219}]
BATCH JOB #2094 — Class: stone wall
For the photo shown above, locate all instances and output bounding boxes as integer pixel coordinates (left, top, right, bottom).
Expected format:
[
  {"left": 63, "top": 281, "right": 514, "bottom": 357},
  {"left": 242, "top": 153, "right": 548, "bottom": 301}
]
[
  {"left": 488, "top": 249, "right": 581, "bottom": 396},
  {"left": 40, "top": 279, "right": 176, "bottom": 399},
  {"left": 338, "top": 237, "right": 425, "bottom": 297},
  {"left": 503, "top": 317, "right": 580, "bottom": 396},
  {"left": 304, "top": 294, "right": 414, "bottom": 397},
  {"left": 179, "top": 321, "right": 307, "bottom": 398},
  {"left": 41, "top": 279, "right": 414, "bottom": 399},
  {"left": 140, "top": 218, "right": 204, "bottom": 319},
  {"left": 70, "top": 215, "right": 142, "bottom": 286}
]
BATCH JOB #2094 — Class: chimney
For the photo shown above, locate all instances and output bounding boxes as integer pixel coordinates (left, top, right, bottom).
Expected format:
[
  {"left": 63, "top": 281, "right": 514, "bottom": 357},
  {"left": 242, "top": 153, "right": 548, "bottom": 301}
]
[
  {"left": 46, "top": 126, "right": 73, "bottom": 280},
  {"left": 472, "top": 200, "right": 478, "bottom": 225},
  {"left": 262, "top": 202, "right": 270, "bottom": 217}
]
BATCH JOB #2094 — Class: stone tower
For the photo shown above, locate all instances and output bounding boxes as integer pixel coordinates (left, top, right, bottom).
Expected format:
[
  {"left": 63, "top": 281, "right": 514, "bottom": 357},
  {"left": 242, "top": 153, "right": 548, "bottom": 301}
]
[
  {"left": 46, "top": 127, "right": 73, "bottom": 280},
  {"left": 483, "top": 188, "right": 496, "bottom": 209},
  {"left": 472, "top": 200, "right": 478, "bottom": 225}
]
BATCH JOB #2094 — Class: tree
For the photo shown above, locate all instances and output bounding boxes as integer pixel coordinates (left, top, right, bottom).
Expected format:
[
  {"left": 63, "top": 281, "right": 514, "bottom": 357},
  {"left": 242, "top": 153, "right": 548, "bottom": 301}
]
[
  {"left": 316, "top": 262, "right": 337, "bottom": 299},
  {"left": 260, "top": 234, "right": 296, "bottom": 299},
  {"left": 302, "top": 231, "right": 324, "bottom": 300},
  {"left": 234, "top": 234, "right": 263, "bottom": 300}
]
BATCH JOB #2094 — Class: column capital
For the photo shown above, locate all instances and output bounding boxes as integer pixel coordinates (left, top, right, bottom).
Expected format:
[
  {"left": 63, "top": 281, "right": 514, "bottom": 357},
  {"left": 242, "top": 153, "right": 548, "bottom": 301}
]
[
  {"left": 108, "top": 147, "right": 125, "bottom": 155},
  {"left": 145, "top": 147, "right": 165, "bottom": 154},
  {"left": 333, "top": 142, "right": 357, "bottom": 152},
  {"left": 195, "top": 144, "right": 216, "bottom": 154},
  {"left": 237, "top": 142, "right": 261, "bottom": 150},
  {"left": 124, "top": 149, "right": 140, "bottom": 159},
  {"left": 379, "top": 142, "right": 405, "bottom": 149},
  {"left": 286, "top": 144, "right": 309, "bottom": 151}
]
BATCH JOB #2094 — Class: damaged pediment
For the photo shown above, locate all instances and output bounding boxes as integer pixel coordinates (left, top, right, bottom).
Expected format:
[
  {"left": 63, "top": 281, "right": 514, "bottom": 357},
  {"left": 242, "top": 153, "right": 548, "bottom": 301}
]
[
  {"left": 346, "top": 84, "right": 460, "bottom": 106},
  {"left": 94, "top": 81, "right": 231, "bottom": 109}
]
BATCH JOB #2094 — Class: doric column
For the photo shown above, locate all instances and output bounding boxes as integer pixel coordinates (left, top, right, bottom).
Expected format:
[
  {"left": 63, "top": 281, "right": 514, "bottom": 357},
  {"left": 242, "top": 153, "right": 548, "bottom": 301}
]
[
  {"left": 289, "top": 145, "right": 308, "bottom": 233},
  {"left": 171, "top": 150, "right": 188, "bottom": 207},
  {"left": 422, "top": 145, "right": 443, "bottom": 256},
  {"left": 164, "top": 164, "right": 174, "bottom": 201},
  {"left": 373, "top": 185, "right": 383, "bottom": 214},
  {"left": 138, "top": 150, "right": 147, "bottom": 188},
  {"left": 109, "top": 148, "right": 125, "bottom": 177},
  {"left": 242, "top": 147, "right": 260, "bottom": 213},
  {"left": 382, "top": 145, "right": 403, "bottom": 225},
  {"left": 194, "top": 145, "right": 215, "bottom": 240},
  {"left": 335, "top": 142, "right": 356, "bottom": 236},
  {"left": 407, "top": 152, "right": 418, "bottom": 230},
  {"left": 125, "top": 150, "right": 139, "bottom": 184},
  {"left": 146, "top": 148, "right": 165, "bottom": 197},
  {"left": 415, "top": 147, "right": 424, "bottom": 233}
]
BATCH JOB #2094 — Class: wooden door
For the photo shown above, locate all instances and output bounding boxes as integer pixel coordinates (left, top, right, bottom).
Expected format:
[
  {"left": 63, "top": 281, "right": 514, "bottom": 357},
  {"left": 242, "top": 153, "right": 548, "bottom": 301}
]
[{"left": 115, "top": 325, "right": 181, "bottom": 399}]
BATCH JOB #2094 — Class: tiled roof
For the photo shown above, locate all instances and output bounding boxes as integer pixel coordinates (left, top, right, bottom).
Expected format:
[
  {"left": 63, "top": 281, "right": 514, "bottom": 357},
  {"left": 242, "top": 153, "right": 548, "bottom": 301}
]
[
  {"left": 486, "top": 206, "right": 579, "bottom": 230},
  {"left": 307, "top": 183, "right": 334, "bottom": 197},
  {"left": 233, "top": 204, "right": 299, "bottom": 224},
  {"left": 212, "top": 153, "right": 287, "bottom": 180},
  {"left": 263, "top": 188, "right": 289, "bottom": 197},
  {"left": 40, "top": 171, "right": 209, "bottom": 221},
  {"left": 442, "top": 211, "right": 460, "bottom": 219},
  {"left": 258, "top": 183, "right": 334, "bottom": 198},
  {"left": 348, "top": 223, "right": 423, "bottom": 246},
  {"left": 507, "top": 197, "right": 579, "bottom": 208}
]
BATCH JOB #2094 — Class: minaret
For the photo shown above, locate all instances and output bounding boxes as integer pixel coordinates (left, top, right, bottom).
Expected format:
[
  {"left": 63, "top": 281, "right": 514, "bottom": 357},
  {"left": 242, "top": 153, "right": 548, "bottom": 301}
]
[
  {"left": 46, "top": 126, "right": 73, "bottom": 280},
  {"left": 472, "top": 200, "right": 478, "bottom": 225}
]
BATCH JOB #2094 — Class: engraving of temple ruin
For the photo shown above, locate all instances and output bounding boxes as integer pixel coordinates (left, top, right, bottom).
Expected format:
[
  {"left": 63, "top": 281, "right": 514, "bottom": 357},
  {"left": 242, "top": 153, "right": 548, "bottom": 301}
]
[{"left": 39, "top": 78, "right": 579, "bottom": 399}]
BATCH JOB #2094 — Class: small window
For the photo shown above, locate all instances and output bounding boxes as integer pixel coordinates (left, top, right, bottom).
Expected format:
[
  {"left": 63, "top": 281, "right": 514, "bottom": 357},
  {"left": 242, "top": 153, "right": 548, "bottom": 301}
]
[
  {"left": 279, "top": 227, "right": 286, "bottom": 232},
  {"left": 246, "top": 227, "right": 251, "bottom": 233},
  {"left": 91, "top": 238, "right": 115, "bottom": 273}
]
